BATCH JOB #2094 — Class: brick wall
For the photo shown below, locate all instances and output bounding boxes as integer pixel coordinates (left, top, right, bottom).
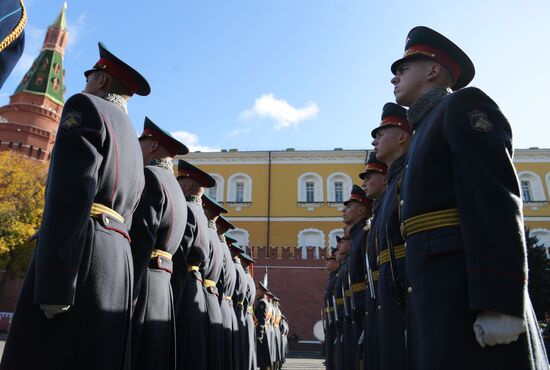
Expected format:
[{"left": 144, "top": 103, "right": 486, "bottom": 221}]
[{"left": 252, "top": 246, "right": 328, "bottom": 341}]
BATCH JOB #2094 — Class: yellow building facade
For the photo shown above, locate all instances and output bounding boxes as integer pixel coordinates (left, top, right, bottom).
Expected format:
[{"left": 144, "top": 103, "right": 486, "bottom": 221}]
[{"left": 183, "top": 148, "right": 550, "bottom": 258}]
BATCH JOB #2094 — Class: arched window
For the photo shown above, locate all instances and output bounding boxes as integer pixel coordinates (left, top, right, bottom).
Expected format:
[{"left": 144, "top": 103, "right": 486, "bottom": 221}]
[
  {"left": 327, "top": 173, "right": 353, "bottom": 203},
  {"left": 227, "top": 173, "right": 252, "bottom": 202},
  {"left": 297, "top": 228, "right": 325, "bottom": 259},
  {"left": 518, "top": 172, "right": 546, "bottom": 201},
  {"left": 297, "top": 173, "right": 323, "bottom": 203},
  {"left": 226, "top": 228, "right": 250, "bottom": 249},
  {"left": 328, "top": 228, "right": 345, "bottom": 252},
  {"left": 531, "top": 228, "right": 550, "bottom": 259},
  {"left": 207, "top": 174, "right": 224, "bottom": 202}
]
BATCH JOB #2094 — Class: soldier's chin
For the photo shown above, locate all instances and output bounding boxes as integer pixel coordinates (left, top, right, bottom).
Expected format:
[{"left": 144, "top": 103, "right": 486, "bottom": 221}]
[{"left": 395, "top": 92, "right": 414, "bottom": 107}]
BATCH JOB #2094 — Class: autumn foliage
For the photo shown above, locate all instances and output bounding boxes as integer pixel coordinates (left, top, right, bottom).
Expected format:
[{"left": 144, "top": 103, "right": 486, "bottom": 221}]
[{"left": 0, "top": 151, "right": 47, "bottom": 284}]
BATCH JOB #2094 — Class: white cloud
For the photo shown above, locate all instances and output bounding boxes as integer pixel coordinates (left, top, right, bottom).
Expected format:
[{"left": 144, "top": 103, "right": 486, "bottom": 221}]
[
  {"left": 229, "top": 128, "right": 251, "bottom": 137},
  {"left": 239, "top": 93, "right": 319, "bottom": 130},
  {"left": 171, "top": 131, "right": 219, "bottom": 152}
]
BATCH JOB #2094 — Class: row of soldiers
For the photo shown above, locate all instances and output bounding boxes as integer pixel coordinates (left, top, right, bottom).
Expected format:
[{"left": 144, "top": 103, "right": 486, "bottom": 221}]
[
  {"left": 0, "top": 40, "right": 289, "bottom": 370},
  {"left": 322, "top": 26, "right": 549, "bottom": 370},
  {"left": 255, "top": 282, "right": 290, "bottom": 370}
]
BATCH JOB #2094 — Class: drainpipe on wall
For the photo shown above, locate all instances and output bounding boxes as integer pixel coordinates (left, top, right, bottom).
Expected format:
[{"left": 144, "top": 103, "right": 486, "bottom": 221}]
[{"left": 267, "top": 151, "right": 272, "bottom": 251}]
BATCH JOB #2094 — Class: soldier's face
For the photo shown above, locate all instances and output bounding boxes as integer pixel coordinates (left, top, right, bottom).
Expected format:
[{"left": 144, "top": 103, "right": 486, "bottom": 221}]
[
  {"left": 364, "top": 172, "right": 386, "bottom": 199},
  {"left": 342, "top": 201, "right": 365, "bottom": 225},
  {"left": 391, "top": 60, "right": 431, "bottom": 106},
  {"left": 371, "top": 127, "right": 402, "bottom": 165},
  {"left": 339, "top": 238, "right": 351, "bottom": 255}
]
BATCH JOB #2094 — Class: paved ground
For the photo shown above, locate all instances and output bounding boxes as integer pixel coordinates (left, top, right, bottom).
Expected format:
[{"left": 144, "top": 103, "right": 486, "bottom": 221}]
[{"left": 282, "top": 357, "right": 325, "bottom": 369}]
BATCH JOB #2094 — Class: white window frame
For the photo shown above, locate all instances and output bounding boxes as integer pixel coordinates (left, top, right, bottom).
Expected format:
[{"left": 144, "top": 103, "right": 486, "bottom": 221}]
[
  {"left": 297, "top": 173, "right": 324, "bottom": 203},
  {"left": 518, "top": 171, "right": 546, "bottom": 201},
  {"left": 326, "top": 172, "right": 352, "bottom": 203},
  {"left": 227, "top": 173, "right": 252, "bottom": 202},
  {"left": 297, "top": 228, "right": 325, "bottom": 260},
  {"left": 208, "top": 174, "right": 224, "bottom": 202},
  {"left": 521, "top": 180, "right": 533, "bottom": 201}
]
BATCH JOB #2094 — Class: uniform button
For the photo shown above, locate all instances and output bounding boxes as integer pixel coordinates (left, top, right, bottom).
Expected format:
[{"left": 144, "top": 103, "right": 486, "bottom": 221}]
[
  {"left": 400, "top": 200, "right": 404, "bottom": 207},
  {"left": 104, "top": 217, "right": 110, "bottom": 224},
  {"left": 404, "top": 242, "right": 407, "bottom": 248},
  {"left": 407, "top": 286, "right": 413, "bottom": 294},
  {"left": 406, "top": 164, "right": 409, "bottom": 169},
  {"left": 377, "top": 305, "right": 381, "bottom": 310},
  {"left": 413, "top": 130, "right": 416, "bottom": 135}
]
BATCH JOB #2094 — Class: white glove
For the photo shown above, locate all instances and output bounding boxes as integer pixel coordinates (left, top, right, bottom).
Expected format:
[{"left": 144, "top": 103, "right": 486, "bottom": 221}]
[
  {"left": 473, "top": 310, "right": 526, "bottom": 347},
  {"left": 40, "top": 304, "right": 71, "bottom": 319}
]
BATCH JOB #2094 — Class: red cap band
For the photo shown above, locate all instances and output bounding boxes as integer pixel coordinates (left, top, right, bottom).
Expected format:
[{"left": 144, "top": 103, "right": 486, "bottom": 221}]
[
  {"left": 404, "top": 44, "right": 461, "bottom": 83},
  {"left": 347, "top": 194, "right": 372, "bottom": 208},
  {"left": 380, "top": 116, "right": 412, "bottom": 134},
  {"left": 365, "top": 163, "right": 387, "bottom": 175}
]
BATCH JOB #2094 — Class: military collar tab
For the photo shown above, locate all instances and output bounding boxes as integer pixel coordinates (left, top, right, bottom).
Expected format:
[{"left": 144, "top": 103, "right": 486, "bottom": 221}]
[
  {"left": 187, "top": 195, "right": 202, "bottom": 205},
  {"left": 407, "top": 87, "right": 451, "bottom": 128},
  {"left": 102, "top": 93, "right": 128, "bottom": 113}
]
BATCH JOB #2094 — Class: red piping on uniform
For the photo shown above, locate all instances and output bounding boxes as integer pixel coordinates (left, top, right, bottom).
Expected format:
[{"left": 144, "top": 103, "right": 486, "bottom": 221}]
[
  {"left": 101, "top": 112, "right": 119, "bottom": 202},
  {"left": 104, "top": 225, "right": 131, "bottom": 242},
  {"left": 162, "top": 184, "right": 174, "bottom": 251}
]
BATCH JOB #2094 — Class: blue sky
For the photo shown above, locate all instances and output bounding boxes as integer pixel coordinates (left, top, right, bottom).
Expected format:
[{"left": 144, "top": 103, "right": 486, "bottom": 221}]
[{"left": 2, "top": 0, "right": 549, "bottom": 151}]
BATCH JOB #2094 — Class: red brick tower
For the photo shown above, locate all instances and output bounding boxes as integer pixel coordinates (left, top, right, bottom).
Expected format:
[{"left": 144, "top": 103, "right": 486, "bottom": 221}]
[{"left": 0, "top": 3, "right": 68, "bottom": 161}]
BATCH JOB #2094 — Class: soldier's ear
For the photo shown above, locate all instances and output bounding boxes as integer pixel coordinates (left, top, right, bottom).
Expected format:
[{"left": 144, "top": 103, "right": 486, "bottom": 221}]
[
  {"left": 97, "top": 72, "right": 110, "bottom": 90},
  {"left": 397, "top": 131, "right": 410, "bottom": 145},
  {"left": 426, "top": 62, "right": 440, "bottom": 81},
  {"left": 149, "top": 139, "right": 160, "bottom": 152}
]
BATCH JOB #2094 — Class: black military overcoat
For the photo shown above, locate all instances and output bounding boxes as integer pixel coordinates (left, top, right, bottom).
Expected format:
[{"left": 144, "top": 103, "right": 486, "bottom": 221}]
[{"left": 1, "top": 93, "right": 144, "bottom": 370}]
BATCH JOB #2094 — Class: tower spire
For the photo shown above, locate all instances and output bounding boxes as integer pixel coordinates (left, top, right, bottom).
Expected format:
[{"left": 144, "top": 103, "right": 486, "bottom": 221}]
[
  {"left": 51, "top": 2, "right": 67, "bottom": 30},
  {"left": 0, "top": 4, "right": 69, "bottom": 161},
  {"left": 14, "top": 2, "right": 68, "bottom": 105}
]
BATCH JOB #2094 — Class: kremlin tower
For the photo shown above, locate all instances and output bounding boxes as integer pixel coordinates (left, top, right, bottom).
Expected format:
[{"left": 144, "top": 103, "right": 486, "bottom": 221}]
[{"left": 0, "top": 4, "right": 68, "bottom": 161}]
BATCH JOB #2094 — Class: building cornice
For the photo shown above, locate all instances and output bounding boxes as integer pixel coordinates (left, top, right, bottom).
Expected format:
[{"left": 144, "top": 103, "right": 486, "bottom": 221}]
[
  {"left": 513, "top": 148, "right": 550, "bottom": 163},
  {"left": 179, "top": 150, "right": 369, "bottom": 165}
]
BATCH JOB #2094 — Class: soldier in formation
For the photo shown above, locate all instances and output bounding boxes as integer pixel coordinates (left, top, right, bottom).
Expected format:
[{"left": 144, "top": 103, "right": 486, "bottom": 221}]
[
  {"left": 130, "top": 117, "right": 189, "bottom": 370},
  {"left": 321, "top": 25, "right": 549, "bottom": 370},
  {"left": 2, "top": 42, "right": 150, "bottom": 370},
  {"left": 323, "top": 246, "right": 339, "bottom": 370}
]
